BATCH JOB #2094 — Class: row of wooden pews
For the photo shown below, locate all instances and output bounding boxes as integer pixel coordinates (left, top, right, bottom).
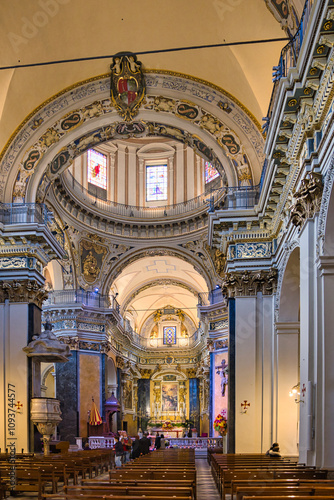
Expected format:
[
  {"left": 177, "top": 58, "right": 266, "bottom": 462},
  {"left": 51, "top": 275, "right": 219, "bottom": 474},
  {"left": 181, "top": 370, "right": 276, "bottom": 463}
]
[
  {"left": 0, "top": 449, "right": 113, "bottom": 499},
  {"left": 209, "top": 452, "right": 333, "bottom": 500},
  {"left": 62, "top": 448, "right": 197, "bottom": 500}
]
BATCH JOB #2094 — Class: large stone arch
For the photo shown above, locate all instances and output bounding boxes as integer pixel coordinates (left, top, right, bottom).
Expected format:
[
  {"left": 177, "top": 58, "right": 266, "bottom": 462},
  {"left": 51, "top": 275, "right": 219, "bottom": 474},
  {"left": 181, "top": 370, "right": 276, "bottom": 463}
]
[
  {"left": 102, "top": 246, "right": 214, "bottom": 297},
  {"left": 274, "top": 244, "right": 300, "bottom": 456},
  {"left": 0, "top": 71, "right": 264, "bottom": 204},
  {"left": 275, "top": 240, "right": 300, "bottom": 322}
]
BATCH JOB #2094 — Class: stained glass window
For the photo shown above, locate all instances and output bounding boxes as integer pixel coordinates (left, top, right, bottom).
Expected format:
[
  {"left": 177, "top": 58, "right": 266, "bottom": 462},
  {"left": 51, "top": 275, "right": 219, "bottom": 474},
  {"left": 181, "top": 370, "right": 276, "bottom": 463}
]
[
  {"left": 146, "top": 165, "right": 168, "bottom": 201},
  {"left": 163, "top": 326, "right": 176, "bottom": 345},
  {"left": 205, "top": 161, "right": 219, "bottom": 184},
  {"left": 87, "top": 149, "right": 107, "bottom": 190}
]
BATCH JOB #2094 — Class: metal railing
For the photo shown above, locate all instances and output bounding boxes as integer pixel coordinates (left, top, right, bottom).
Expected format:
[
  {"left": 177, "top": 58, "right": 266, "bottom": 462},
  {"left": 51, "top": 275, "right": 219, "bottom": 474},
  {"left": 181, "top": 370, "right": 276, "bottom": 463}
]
[
  {"left": 62, "top": 169, "right": 224, "bottom": 218},
  {"left": 266, "top": 0, "right": 315, "bottom": 125},
  {"left": 0, "top": 202, "right": 49, "bottom": 225},
  {"left": 61, "top": 169, "right": 260, "bottom": 218},
  {"left": 124, "top": 324, "right": 203, "bottom": 349},
  {"left": 44, "top": 289, "right": 119, "bottom": 311}
]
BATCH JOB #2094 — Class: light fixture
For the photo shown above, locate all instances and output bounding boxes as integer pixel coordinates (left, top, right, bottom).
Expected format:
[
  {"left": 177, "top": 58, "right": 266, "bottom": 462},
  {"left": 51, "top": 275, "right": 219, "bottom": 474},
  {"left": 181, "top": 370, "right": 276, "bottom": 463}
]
[{"left": 289, "top": 383, "right": 304, "bottom": 403}]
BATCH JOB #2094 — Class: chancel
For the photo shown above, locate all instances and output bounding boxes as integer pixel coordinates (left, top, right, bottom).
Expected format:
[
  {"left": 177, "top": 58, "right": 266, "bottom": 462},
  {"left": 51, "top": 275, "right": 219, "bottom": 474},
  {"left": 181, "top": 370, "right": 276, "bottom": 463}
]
[{"left": 1, "top": 1, "right": 334, "bottom": 483}]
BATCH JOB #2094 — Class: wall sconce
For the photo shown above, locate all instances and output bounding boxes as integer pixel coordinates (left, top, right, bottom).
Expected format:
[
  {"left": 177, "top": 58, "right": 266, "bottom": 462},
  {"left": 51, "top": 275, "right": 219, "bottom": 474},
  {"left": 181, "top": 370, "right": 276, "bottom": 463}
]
[{"left": 289, "top": 383, "right": 304, "bottom": 403}]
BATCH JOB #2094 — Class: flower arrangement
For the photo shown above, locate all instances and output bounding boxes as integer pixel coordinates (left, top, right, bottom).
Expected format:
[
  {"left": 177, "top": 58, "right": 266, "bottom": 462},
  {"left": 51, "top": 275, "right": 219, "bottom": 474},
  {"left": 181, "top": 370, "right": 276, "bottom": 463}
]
[
  {"left": 162, "top": 420, "right": 173, "bottom": 431},
  {"left": 213, "top": 412, "right": 227, "bottom": 436}
]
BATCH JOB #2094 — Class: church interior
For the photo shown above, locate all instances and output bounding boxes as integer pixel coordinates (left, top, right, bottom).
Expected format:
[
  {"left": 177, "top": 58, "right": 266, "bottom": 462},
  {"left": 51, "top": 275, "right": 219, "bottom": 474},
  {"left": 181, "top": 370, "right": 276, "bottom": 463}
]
[{"left": 1, "top": 0, "right": 334, "bottom": 477}]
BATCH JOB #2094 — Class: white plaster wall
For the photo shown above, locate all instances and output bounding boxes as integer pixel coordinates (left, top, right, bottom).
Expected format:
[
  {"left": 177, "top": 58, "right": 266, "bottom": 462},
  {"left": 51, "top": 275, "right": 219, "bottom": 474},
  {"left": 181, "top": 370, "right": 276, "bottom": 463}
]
[
  {"left": 299, "top": 218, "right": 317, "bottom": 465},
  {"left": 235, "top": 296, "right": 259, "bottom": 452},
  {"left": 276, "top": 331, "right": 299, "bottom": 455},
  {"left": 0, "top": 302, "right": 30, "bottom": 453},
  {"left": 318, "top": 257, "right": 334, "bottom": 468}
]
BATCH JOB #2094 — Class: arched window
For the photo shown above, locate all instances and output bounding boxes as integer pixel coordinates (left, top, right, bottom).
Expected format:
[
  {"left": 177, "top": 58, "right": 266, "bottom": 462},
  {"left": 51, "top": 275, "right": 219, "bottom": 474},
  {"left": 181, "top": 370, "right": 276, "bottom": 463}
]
[{"left": 205, "top": 161, "right": 219, "bottom": 184}]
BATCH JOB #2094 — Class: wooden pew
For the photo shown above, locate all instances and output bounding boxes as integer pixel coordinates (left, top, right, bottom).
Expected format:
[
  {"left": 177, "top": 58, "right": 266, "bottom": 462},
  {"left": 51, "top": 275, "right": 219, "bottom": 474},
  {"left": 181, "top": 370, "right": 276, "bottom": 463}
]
[
  {"left": 231, "top": 480, "right": 334, "bottom": 500},
  {"left": 236, "top": 486, "right": 334, "bottom": 500}
]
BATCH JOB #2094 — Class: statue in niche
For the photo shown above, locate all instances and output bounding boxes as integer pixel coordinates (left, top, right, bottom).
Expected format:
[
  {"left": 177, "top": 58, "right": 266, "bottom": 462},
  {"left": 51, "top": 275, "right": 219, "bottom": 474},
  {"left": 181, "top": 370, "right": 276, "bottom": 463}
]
[{"left": 214, "top": 248, "right": 225, "bottom": 276}]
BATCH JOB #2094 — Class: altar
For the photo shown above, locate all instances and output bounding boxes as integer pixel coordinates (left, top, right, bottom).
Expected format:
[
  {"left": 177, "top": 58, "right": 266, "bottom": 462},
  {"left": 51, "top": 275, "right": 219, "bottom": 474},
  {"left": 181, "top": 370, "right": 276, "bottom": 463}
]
[{"left": 148, "top": 426, "right": 197, "bottom": 439}]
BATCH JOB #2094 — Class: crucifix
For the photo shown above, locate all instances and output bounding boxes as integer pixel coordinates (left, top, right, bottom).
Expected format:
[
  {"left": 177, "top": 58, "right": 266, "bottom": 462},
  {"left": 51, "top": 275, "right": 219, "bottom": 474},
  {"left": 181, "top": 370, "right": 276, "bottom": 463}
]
[{"left": 216, "top": 359, "right": 228, "bottom": 397}]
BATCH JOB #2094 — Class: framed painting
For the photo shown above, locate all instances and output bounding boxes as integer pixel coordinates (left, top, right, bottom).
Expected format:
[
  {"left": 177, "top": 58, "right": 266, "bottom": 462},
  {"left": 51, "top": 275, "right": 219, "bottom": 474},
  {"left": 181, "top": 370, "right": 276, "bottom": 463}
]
[{"left": 161, "top": 382, "right": 178, "bottom": 412}]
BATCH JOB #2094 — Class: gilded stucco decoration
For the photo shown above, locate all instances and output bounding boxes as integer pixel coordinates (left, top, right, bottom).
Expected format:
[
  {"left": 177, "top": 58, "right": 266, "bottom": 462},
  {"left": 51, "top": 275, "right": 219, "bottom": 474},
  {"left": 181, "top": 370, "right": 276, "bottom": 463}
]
[
  {"left": 290, "top": 172, "right": 323, "bottom": 229},
  {"left": 222, "top": 268, "right": 278, "bottom": 297},
  {"left": 110, "top": 53, "right": 146, "bottom": 121},
  {"left": 3, "top": 70, "right": 264, "bottom": 204},
  {"left": 80, "top": 239, "right": 107, "bottom": 284},
  {"left": 213, "top": 248, "right": 225, "bottom": 276},
  {"left": 139, "top": 368, "right": 153, "bottom": 379}
]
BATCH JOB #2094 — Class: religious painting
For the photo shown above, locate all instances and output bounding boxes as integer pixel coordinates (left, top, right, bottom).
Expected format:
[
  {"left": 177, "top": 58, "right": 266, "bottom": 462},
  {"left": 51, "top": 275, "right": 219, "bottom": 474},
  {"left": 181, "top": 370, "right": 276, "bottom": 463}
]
[
  {"left": 123, "top": 380, "right": 133, "bottom": 410},
  {"left": 80, "top": 239, "right": 107, "bottom": 284},
  {"left": 161, "top": 382, "right": 178, "bottom": 412}
]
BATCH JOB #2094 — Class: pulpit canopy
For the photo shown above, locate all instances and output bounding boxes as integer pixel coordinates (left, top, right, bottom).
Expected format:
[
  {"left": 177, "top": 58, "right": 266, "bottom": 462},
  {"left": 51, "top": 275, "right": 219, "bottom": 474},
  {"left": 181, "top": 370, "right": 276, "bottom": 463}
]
[{"left": 105, "top": 392, "right": 120, "bottom": 413}]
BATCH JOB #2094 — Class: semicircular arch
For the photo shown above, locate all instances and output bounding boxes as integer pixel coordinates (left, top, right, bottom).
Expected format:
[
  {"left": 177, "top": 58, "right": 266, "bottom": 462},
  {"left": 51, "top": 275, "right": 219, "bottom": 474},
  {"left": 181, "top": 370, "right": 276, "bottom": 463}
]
[{"left": 0, "top": 71, "right": 264, "bottom": 204}]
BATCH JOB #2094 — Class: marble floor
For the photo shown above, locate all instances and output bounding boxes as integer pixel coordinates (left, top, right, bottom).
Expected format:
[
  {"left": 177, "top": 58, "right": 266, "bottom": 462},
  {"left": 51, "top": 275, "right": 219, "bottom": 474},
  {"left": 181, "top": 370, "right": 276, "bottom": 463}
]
[{"left": 196, "top": 457, "right": 220, "bottom": 500}]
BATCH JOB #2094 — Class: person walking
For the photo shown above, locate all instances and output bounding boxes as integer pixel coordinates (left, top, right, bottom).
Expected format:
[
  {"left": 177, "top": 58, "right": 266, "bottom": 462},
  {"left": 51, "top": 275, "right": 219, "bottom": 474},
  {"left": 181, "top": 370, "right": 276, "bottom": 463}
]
[
  {"left": 139, "top": 432, "right": 151, "bottom": 455},
  {"left": 114, "top": 436, "right": 124, "bottom": 467},
  {"left": 155, "top": 432, "right": 161, "bottom": 449},
  {"left": 131, "top": 435, "right": 141, "bottom": 459}
]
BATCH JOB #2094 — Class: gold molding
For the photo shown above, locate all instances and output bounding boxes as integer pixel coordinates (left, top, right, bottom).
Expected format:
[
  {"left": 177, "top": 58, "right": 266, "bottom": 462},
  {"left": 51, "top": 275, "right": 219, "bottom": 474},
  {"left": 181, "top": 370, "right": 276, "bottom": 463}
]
[{"left": 0, "top": 69, "right": 262, "bottom": 164}]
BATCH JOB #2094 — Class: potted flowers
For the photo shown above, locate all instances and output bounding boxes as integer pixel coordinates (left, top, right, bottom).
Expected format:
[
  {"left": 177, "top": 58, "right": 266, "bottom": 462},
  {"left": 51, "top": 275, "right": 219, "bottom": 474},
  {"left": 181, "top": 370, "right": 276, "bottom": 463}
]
[
  {"left": 162, "top": 420, "right": 173, "bottom": 431},
  {"left": 213, "top": 411, "right": 227, "bottom": 436}
]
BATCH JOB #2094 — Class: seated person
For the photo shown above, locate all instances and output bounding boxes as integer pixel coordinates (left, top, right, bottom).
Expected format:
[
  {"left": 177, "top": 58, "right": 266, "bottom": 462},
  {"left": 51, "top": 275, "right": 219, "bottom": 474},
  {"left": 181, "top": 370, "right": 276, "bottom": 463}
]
[{"left": 266, "top": 442, "right": 281, "bottom": 457}]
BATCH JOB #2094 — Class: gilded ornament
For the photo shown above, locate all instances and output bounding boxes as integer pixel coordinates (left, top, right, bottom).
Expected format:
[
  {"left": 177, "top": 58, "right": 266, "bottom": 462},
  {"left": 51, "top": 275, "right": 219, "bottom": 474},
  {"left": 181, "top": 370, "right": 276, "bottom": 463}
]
[
  {"left": 324, "top": 20, "right": 333, "bottom": 31},
  {"left": 288, "top": 99, "right": 298, "bottom": 107},
  {"left": 110, "top": 53, "right": 146, "bottom": 121},
  {"left": 316, "top": 45, "right": 325, "bottom": 54}
]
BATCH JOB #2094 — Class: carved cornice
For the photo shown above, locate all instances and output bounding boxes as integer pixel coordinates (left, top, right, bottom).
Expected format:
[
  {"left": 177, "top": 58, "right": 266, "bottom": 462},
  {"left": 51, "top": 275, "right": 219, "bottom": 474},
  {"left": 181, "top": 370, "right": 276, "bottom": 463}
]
[
  {"left": 222, "top": 268, "right": 278, "bottom": 297},
  {"left": 290, "top": 172, "right": 323, "bottom": 229},
  {"left": 0, "top": 279, "right": 48, "bottom": 307}
]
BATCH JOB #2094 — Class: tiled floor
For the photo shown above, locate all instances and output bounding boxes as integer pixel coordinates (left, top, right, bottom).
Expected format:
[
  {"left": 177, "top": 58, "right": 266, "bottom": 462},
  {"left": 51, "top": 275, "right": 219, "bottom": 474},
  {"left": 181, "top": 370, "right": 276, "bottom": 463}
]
[{"left": 196, "top": 457, "right": 220, "bottom": 499}]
